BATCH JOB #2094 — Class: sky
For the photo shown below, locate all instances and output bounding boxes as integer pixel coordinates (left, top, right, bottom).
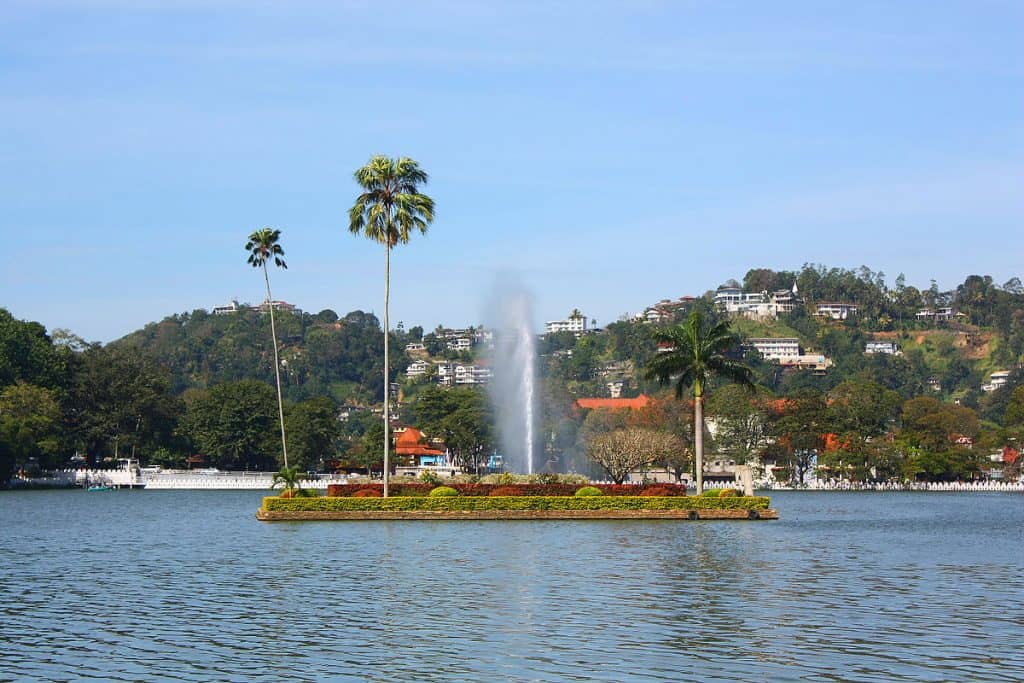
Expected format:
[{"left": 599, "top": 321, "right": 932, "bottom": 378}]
[{"left": 1, "top": 1, "right": 1022, "bottom": 343}]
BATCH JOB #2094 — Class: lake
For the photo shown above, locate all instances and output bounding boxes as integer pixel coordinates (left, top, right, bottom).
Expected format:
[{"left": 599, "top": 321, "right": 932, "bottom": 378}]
[{"left": 1, "top": 490, "right": 1021, "bottom": 682}]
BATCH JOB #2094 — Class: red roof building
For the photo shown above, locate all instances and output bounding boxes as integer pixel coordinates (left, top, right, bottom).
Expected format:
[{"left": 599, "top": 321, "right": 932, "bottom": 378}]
[
  {"left": 394, "top": 427, "right": 445, "bottom": 465},
  {"left": 574, "top": 394, "right": 655, "bottom": 411}
]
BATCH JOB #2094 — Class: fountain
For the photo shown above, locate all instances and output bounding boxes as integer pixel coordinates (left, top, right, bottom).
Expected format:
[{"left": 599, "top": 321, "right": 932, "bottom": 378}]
[{"left": 487, "top": 283, "right": 537, "bottom": 474}]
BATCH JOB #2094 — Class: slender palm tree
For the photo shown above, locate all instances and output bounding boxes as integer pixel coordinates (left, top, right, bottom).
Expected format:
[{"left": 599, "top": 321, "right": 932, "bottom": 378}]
[
  {"left": 645, "top": 308, "right": 754, "bottom": 493},
  {"left": 246, "top": 228, "right": 290, "bottom": 469},
  {"left": 348, "top": 155, "right": 435, "bottom": 497}
]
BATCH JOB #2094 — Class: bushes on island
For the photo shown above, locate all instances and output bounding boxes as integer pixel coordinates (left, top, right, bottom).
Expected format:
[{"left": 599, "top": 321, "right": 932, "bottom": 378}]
[
  {"left": 428, "top": 486, "right": 459, "bottom": 497},
  {"left": 265, "top": 495, "right": 770, "bottom": 513},
  {"left": 325, "top": 482, "right": 688, "bottom": 498},
  {"left": 574, "top": 486, "right": 604, "bottom": 497}
]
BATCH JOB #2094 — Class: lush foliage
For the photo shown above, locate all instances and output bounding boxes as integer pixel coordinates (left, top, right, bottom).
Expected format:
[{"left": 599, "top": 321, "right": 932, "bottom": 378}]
[
  {"left": 428, "top": 486, "right": 459, "bottom": 497},
  {"left": 325, "top": 482, "right": 687, "bottom": 497},
  {"left": 264, "top": 495, "right": 771, "bottom": 512},
  {"left": 574, "top": 486, "right": 604, "bottom": 497}
]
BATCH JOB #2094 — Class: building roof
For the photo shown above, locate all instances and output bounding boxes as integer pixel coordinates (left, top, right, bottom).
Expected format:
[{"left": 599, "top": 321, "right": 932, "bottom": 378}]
[
  {"left": 394, "top": 427, "right": 444, "bottom": 456},
  {"left": 574, "top": 394, "right": 655, "bottom": 411}
]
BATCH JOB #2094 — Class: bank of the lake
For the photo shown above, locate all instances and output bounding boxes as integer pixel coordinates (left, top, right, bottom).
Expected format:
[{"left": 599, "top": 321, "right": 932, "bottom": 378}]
[{"left": 1, "top": 490, "right": 1021, "bottom": 682}]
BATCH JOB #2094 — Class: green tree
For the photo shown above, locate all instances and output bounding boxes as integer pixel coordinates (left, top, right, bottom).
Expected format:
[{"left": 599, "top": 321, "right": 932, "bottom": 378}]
[
  {"left": 67, "top": 347, "right": 180, "bottom": 465},
  {"left": 645, "top": 309, "right": 754, "bottom": 492},
  {"left": 245, "top": 227, "right": 290, "bottom": 468},
  {"left": 767, "top": 389, "right": 828, "bottom": 485},
  {"left": 0, "top": 382, "right": 62, "bottom": 481},
  {"left": 706, "top": 384, "right": 774, "bottom": 466},
  {"left": 286, "top": 397, "right": 342, "bottom": 471},
  {"left": 181, "top": 380, "right": 279, "bottom": 470},
  {"left": 348, "top": 155, "right": 435, "bottom": 496},
  {"left": 271, "top": 465, "right": 314, "bottom": 496}
]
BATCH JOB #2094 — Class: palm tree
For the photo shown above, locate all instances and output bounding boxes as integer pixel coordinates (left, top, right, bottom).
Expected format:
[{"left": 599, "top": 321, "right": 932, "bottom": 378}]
[
  {"left": 271, "top": 465, "right": 307, "bottom": 497},
  {"left": 246, "top": 228, "right": 290, "bottom": 469},
  {"left": 348, "top": 155, "right": 435, "bottom": 497},
  {"left": 645, "top": 308, "right": 754, "bottom": 493}
]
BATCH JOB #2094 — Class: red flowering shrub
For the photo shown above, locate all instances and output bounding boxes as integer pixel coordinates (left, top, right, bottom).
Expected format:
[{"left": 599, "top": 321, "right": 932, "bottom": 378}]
[
  {"left": 352, "top": 488, "right": 382, "bottom": 498},
  {"left": 489, "top": 486, "right": 523, "bottom": 496},
  {"left": 639, "top": 486, "right": 675, "bottom": 496}
]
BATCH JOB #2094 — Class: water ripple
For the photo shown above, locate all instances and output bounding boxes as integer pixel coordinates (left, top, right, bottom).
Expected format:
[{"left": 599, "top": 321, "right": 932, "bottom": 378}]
[{"left": 0, "top": 491, "right": 1021, "bottom": 682}]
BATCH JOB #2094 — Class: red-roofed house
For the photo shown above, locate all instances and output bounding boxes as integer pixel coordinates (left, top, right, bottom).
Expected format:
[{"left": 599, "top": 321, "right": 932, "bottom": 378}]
[
  {"left": 574, "top": 394, "right": 655, "bottom": 411},
  {"left": 394, "top": 427, "right": 446, "bottom": 466}
]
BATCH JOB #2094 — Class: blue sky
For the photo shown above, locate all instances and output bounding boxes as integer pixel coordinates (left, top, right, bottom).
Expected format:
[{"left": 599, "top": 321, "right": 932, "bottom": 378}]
[{"left": 2, "top": 1, "right": 1022, "bottom": 342}]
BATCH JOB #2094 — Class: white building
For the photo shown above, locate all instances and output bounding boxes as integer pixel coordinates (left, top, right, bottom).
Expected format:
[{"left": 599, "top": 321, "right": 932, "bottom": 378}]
[
  {"left": 865, "top": 341, "right": 899, "bottom": 355},
  {"left": 747, "top": 338, "right": 801, "bottom": 361},
  {"left": 405, "top": 342, "right": 426, "bottom": 352},
  {"left": 916, "top": 307, "right": 961, "bottom": 323},
  {"left": 714, "top": 286, "right": 797, "bottom": 320},
  {"left": 405, "top": 360, "right": 430, "bottom": 378},
  {"left": 436, "top": 362, "right": 454, "bottom": 386},
  {"left": 447, "top": 337, "right": 473, "bottom": 352},
  {"left": 545, "top": 312, "right": 588, "bottom": 335},
  {"left": 212, "top": 299, "right": 239, "bottom": 315},
  {"left": 453, "top": 364, "right": 492, "bottom": 385},
  {"left": 815, "top": 302, "right": 858, "bottom": 320},
  {"left": 982, "top": 370, "right": 1011, "bottom": 393}
]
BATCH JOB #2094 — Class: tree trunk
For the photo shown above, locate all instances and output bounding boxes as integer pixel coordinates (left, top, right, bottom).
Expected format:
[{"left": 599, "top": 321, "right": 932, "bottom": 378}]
[
  {"left": 694, "top": 389, "right": 704, "bottom": 494},
  {"left": 382, "top": 245, "right": 391, "bottom": 498},
  {"left": 265, "top": 264, "right": 289, "bottom": 469}
]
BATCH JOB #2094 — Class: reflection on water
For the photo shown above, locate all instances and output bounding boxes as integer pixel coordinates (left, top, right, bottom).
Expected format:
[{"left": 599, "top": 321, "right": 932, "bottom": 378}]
[{"left": 0, "top": 491, "right": 1021, "bottom": 682}]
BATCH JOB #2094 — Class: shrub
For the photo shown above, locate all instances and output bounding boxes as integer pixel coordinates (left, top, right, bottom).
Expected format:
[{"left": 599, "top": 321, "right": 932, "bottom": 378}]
[
  {"left": 419, "top": 471, "right": 442, "bottom": 486},
  {"left": 489, "top": 486, "right": 523, "bottom": 496},
  {"left": 575, "top": 486, "right": 604, "bottom": 497},
  {"left": 352, "top": 488, "right": 382, "bottom": 498},
  {"left": 718, "top": 488, "right": 740, "bottom": 498},
  {"left": 640, "top": 486, "right": 675, "bottom": 497},
  {"left": 264, "top": 495, "right": 772, "bottom": 513},
  {"left": 429, "top": 486, "right": 459, "bottom": 497},
  {"left": 700, "top": 488, "right": 725, "bottom": 497}
]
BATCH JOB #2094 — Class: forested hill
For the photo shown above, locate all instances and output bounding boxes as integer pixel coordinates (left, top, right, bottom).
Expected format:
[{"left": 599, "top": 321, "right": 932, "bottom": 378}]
[{"left": 111, "top": 307, "right": 398, "bottom": 405}]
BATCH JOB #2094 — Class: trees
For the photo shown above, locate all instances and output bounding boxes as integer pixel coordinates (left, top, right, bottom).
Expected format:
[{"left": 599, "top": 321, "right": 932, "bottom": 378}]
[
  {"left": 645, "top": 309, "right": 754, "bottom": 492},
  {"left": 348, "top": 155, "right": 435, "bottom": 497},
  {"left": 0, "top": 382, "right": 62, "bottom": 479},
  {"left": 706, "top": 384, "right": 774, "bottom": 466},
  {"left": 286, "top": 397, "right": 342, "bottom": 472},
  {"left": 245, "top": 228, "right": 290, "bottom": 468},
  {"left": 765, "top": 389, "right": 828, "bottom": 485},
  {"left": 180, "top": 380, "right": 279, "bottom": 470},
  {"left": 586, "top": 428, "right": 684, "bottom": 484},
  {"left": 410, "top": 386, "right": 494, "bottom": 473}
]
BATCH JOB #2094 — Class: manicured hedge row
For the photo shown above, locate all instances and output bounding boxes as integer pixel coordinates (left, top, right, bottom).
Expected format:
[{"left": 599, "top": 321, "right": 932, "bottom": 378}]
[
  {"left": 265, "top": 495, "right": 770, "bottom": 512},
  {"left": 325, "top": 483, "right": 688, "bottom": 497}
]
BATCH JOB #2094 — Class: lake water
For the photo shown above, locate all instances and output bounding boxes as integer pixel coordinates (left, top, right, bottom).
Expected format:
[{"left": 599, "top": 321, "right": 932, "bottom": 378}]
[{"left": 0, "top": 490, "right": 1021, "bottom": 682}]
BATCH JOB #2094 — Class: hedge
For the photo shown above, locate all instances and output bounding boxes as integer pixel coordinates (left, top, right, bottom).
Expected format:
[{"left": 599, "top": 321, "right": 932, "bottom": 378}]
[
  {"left": 325, "top": 483, "right": 688, "bottom": 497},
  {"left": 264, "top": 495, "right": 770, "bottom": 513}
]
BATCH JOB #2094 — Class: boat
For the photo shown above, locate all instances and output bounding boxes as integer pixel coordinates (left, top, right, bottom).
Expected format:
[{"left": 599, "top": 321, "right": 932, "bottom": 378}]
[{"left": 87, "top": 484, "right": 113, "bottom": 492}]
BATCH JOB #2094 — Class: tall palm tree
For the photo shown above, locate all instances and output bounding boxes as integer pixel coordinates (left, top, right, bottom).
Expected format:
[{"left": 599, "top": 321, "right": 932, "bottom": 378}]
[
  {"left": 645, "top": 308, "right": 754, "bottom": 493},
  {"left": 348, "top": 155, "right": 435, "bottom": 497},
  {"left": 246, "top": 228, "right": 290, "bottom": 469}
]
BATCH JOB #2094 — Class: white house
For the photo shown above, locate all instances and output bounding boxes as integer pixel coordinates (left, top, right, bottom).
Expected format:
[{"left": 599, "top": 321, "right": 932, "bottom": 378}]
[
  {"left": 447, "top": 337, "right": 472, "bottom": 352},
  {"left": 747, "top": 338, "right": 801, "bottom": 361},
  {"left": 865, "top": 341, "right": 899, "bottom": 355},
  {"left": 982, "top": 370, "right": 1011, "bottom": 393},
  {"left": 454, "top": 364, "right": 492, "bottom": 385},
  {"left": 405, "top": 360, "right": 430, "bottom": 378},
  {"left": 212, "top": 299, "right": 239, "bottom": 315},
  {"left": 815, "top": 302, "right": 858, "bottom": 320},
  {"left": 545, "top": 311, "right": 588, "bottom": 335}
]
